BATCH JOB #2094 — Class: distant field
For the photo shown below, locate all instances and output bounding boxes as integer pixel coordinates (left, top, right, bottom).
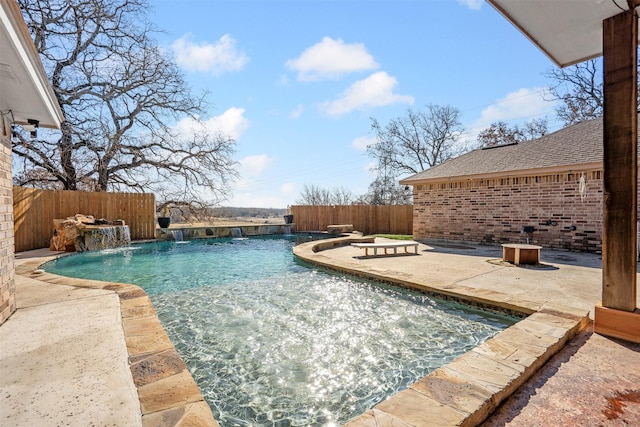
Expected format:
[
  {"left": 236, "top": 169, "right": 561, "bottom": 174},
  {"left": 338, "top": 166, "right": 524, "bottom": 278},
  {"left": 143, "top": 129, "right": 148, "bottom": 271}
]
[
  {"left": 167, "top": 206, "right": 288, "bottom": 227},
  {"left": 175, "top": 216, "right": 286, "bottom": 227}
]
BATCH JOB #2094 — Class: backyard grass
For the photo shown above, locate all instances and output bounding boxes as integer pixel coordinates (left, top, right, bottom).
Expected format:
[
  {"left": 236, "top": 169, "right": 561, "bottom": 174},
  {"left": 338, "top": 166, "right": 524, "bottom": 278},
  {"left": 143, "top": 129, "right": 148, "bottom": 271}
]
[{"left": 371, "top": 234, "right": 414, "bottom": 240}]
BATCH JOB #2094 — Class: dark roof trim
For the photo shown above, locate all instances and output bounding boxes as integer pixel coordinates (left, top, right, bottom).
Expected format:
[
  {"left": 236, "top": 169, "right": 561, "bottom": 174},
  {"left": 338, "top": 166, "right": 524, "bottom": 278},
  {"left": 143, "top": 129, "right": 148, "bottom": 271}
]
[{"left": 400, "top": 162, "right": 603, "bottom": 186}]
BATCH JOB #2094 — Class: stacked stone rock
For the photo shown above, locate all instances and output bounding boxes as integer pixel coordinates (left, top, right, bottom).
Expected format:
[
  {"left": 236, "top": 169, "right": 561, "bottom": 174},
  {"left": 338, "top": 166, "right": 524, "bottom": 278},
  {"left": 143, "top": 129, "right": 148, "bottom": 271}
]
[{"left": 50, "top": 214, "right": 128, "bottom": 252}]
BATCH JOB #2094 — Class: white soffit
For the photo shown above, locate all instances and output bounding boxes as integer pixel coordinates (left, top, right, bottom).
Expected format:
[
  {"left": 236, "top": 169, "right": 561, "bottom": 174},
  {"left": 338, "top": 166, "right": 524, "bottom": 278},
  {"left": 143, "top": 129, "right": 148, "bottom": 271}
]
[
  {"left": 0, "top": 0, "right": 63, "bottom": 128},
  {"left": 488, "top": 0, "right": 640, "bottom": 68}
]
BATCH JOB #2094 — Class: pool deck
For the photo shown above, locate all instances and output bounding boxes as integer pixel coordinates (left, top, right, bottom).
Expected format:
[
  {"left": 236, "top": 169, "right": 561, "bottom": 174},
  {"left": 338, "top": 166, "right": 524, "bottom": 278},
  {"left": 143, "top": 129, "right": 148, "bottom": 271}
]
[
  {"left": 2, "top": 250, "right": 217, "bottom": 427},
  {"left": 1, "top": 237, "right": 639, "bottom": 426}
]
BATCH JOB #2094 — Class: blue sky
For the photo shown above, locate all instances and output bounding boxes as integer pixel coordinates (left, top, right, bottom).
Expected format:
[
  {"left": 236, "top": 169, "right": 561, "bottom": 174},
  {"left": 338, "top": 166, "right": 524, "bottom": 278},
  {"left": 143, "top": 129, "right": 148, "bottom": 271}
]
[{"left": 150, "top": 0, "right": 562, "bottom": 208}]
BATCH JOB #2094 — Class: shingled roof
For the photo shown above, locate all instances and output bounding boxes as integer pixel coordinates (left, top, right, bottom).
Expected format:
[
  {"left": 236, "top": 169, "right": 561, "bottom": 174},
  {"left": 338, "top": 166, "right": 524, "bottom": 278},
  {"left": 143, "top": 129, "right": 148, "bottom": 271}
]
[{"left": 400, "top": 116, "right": 638, "bottom": 184}]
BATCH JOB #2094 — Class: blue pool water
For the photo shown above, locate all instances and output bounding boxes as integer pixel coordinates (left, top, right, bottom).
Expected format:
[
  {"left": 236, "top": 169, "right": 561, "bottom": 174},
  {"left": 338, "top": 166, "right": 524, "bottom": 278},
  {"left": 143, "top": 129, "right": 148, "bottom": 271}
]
[{"left": 44, "top": 235, "right": 517, "bottom": 426}]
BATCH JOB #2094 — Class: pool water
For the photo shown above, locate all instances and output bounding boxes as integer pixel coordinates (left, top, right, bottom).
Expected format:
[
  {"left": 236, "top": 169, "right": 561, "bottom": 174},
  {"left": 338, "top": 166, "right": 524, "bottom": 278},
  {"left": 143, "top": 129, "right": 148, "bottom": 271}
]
[{"left": 45, "top": 236, "right": 517, "bottom": 426}]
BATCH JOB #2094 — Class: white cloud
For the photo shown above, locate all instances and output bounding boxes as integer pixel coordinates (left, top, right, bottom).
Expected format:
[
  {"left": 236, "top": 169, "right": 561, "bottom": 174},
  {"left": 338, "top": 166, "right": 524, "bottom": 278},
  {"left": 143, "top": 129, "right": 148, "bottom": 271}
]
[
  {"left": 290, "top": 104, "right": 304, "bottom": 119},
  {"left": 467, "top": 87, "right": 557, "bottom": 139},
  {"left": 457, "top": 0, "right": 483, "bottom": 10},
  {"left": 223, "top": 155, "right": 280, "bottom": 207},
  {"left": 225, "top": 180, "right": 297, "bottom": 208},
  {"left": 286, "top": 36, "right": 379, "bottom": 81},
  {"left": 352, "top": 135, "right": 377, "bottom": 152},
  {"left": 213, "top": 107, "right": 250, "bottom": 140},
  {"left": 280, "top": 182, "right": 297, "bottom": 196},
  {"left": 320, "top": 71, "right": 414, "bottom": 116},
  {"left": 174, "top": 107, "right": 250, "bottom": 141},
  {"left": 239, "top": 154, "right": 274, "bottom": 178},
  {"left": 226, "top": 193, "right": 289, "bottom": 209},
  {"left": 172, "top": 34, "right": 248, "bottom": 75}
]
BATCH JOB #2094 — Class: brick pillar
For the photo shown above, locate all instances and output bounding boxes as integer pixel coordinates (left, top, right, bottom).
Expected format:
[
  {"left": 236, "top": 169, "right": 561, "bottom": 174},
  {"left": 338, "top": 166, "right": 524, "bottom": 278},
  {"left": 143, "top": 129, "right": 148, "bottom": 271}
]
[{"left": 0, "top": 133, "right": 16, "bottom": 325}]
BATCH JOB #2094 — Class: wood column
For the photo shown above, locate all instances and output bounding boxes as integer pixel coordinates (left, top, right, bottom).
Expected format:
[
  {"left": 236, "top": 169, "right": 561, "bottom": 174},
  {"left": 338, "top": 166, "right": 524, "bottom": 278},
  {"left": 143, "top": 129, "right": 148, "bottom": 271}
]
[{"left": 601, "top": 11, "right": 638, "bottom": 311}]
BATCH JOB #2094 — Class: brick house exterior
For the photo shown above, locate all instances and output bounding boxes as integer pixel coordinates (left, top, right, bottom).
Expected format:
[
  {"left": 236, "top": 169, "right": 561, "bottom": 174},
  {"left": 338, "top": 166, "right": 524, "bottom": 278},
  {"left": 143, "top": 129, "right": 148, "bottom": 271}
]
[
  {"left": 400, "top": 117, "right": 640, "bottom": 252},
  {"left": 0, "top": 0, "right": 63, "bottom": 325},
  {"left": 0, "top": 129, "right": 13, "bottom": 323}
]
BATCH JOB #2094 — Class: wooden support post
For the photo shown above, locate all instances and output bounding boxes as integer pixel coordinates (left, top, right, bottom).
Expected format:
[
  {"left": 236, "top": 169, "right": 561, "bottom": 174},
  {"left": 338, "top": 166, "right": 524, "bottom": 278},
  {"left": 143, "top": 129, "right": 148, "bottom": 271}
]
[{"left": 596, "top": 9, "right": 639, "bottom": 343}]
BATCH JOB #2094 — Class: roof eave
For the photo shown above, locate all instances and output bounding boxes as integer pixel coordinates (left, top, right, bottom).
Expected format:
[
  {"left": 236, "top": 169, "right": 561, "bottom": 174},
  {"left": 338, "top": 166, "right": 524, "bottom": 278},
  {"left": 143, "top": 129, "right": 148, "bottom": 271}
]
[
  {"left": 0, "top": 0, "right": 64, "bottom": 129},
  {"left": 487, "top": 0, "right": 640, "bottom": 69},
  {"left": 400, "top": 162, "right": 603, "bottom": 186}
]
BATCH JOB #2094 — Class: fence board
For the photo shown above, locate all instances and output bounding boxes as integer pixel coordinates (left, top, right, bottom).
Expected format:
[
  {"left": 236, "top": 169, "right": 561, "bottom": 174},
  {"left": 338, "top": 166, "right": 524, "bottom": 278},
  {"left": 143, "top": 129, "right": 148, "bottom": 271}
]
[
  {"left": 289, "top": 205, "right": 413, "bottom": 235},
  {"left": 13, "top": 187, "right": 156, "bottom": 252}
]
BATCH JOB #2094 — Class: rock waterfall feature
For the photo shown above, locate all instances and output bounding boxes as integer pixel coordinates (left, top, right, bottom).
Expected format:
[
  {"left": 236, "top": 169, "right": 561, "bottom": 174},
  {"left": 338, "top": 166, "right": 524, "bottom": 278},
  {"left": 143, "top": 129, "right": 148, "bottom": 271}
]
[{"left": 50, "top": 214, "right": 131, "bottom": 252}]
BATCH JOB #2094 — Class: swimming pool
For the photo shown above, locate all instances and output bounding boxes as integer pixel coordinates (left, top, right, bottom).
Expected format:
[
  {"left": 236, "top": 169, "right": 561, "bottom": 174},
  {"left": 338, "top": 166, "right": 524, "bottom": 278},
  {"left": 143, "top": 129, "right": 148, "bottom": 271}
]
[{"left": 44, "top": 235, "right": 517, "bottom": 426}]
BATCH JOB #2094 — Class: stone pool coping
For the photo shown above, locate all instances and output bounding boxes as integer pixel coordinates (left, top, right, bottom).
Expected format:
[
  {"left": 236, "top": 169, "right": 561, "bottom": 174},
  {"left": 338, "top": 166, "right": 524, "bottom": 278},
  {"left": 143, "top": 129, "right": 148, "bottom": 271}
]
[
  {"left": 293, "top": 236, "right": 591, "bottom": 426},
  {"left": 14, "top": 253, "right": 219, "bottom": 427}
]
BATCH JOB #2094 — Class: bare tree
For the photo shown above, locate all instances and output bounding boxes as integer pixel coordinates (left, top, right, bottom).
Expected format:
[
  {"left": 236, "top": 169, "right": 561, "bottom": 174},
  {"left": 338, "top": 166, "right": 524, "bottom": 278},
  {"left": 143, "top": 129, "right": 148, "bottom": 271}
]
[
  {"left": 544, "top": 59, "right": 604, "bottom": 126},
  {"left": 296, "top": 184, "right": 354, "bottom": 205},
  {"left": 331, "top": 186, "right": 355, "bottom": 205},
  {"left": 360, "top": 175, "right": 412, "bottom": 205},
  {"left": 477, "top": 118, "right": 548, "bottom": 148},
  {"left": 365, "top": 104, "right": 463, "bottom": 204},
  {"left": 13, "top": 0, "right": 237, "bottom": 205},
  {"left": 296, "top": 184, "right": 331, "bottom": 205},
  {"left": 545, "top": 56, "right": 640, "bottom": 127},
  {"left": 368, "top": 105, "right": 465, "bottom": 176}
]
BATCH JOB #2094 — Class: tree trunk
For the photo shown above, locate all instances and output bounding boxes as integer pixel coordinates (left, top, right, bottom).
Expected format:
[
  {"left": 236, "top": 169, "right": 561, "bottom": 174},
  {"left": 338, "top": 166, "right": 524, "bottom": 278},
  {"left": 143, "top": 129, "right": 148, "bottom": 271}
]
[{"left": 59, "top": 122, "right": 77, "bottom": 190}]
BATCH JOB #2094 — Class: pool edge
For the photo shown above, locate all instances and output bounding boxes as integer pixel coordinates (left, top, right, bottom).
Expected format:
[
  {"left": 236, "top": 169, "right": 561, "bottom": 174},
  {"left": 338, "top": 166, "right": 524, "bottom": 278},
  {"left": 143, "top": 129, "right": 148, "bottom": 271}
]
[{"left": 15, "top": 253, "right": 220, "bottom": 427}]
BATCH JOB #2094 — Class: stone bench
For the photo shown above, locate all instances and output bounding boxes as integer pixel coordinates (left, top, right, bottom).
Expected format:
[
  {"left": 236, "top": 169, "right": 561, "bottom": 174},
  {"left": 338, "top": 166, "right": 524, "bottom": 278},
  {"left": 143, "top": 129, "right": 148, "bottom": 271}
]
[
  {"left": 351, "top": 241, "right": 419, "bottom": 256},
  {"left": 501, "top": 243, "right": 542, "bottom": 265},
  {"left": 327, "top": 224, "right": 354, "bottom": 235}
]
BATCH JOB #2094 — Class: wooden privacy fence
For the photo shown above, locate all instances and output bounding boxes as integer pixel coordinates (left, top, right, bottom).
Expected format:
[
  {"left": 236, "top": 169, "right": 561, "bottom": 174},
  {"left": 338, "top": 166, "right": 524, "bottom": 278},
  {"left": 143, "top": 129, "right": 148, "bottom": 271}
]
[
  {"left": 13, "top": 187, "right": 156, "bottom": 252},
  {"left": 290, "top": 205, "right": 413, "bottom": 235}
]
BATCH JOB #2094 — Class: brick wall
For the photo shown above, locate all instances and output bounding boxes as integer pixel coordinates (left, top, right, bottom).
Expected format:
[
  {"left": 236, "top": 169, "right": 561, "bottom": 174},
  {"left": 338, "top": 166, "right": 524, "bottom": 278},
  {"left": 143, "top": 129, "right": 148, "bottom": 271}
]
[
  {"left": 0, "top": 133, "right": 16, "bottom": 325},
  {"left": 412, "top": 169, "right": 635, "bottom": 252}
]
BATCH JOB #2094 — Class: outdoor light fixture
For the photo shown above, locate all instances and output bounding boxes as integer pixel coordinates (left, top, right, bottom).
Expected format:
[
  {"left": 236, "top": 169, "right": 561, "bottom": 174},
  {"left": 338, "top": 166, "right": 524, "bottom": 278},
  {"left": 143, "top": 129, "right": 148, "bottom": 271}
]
[{"left": 22, "top": 119, "right": 39, "bottom": 138}]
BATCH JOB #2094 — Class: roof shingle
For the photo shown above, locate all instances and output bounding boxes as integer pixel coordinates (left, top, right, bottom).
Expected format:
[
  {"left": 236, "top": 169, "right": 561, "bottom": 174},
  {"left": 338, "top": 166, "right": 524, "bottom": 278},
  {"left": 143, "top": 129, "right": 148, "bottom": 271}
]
[{"left": 401, "top": 116, "right": 638, "bottom": 184}]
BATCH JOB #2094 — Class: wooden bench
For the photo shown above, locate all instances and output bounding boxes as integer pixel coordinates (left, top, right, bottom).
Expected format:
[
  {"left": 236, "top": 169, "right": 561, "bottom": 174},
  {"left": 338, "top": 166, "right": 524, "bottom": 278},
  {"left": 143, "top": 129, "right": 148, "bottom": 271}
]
[
  {"left": 501, "top": 243, "right": 542, "bottom": 265},
  {"left": 351, "top": 241, "right": 419, "bottom": 256}
]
